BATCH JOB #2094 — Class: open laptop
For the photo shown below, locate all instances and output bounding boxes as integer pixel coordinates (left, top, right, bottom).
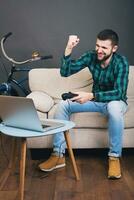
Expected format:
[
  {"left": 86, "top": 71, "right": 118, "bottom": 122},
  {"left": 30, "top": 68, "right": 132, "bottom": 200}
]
[{"left": 0, "top": 95, "right": 64, "bottom": 133}]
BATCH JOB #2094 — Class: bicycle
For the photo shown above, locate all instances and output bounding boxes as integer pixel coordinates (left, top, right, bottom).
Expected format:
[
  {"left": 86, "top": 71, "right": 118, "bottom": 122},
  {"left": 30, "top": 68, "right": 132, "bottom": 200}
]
[{"left": 0, "top": 32, "right": 53, "bottom": 96}]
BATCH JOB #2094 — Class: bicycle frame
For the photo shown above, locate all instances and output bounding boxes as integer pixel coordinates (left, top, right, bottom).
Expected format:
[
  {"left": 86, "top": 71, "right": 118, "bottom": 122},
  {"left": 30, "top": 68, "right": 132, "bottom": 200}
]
[
  {"left": 0, "top": 32, "right": 53, "bottom": 96},
  {"left": 7, "top": 66, "right": 32, "bottom": 95}
]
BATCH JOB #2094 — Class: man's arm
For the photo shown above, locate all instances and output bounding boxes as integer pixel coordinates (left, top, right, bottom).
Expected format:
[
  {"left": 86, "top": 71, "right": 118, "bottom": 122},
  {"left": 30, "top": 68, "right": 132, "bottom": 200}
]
[
  {"left": 60, "top": 35, "right": 92, "bottom": 77},
  {"left": 60, "top": 35, "right": 95, "bottom": 104}
]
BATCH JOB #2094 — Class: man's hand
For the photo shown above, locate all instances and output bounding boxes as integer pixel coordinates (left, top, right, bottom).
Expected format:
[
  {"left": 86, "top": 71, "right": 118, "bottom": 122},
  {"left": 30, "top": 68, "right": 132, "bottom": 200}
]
[
  {"left": 65, "top": 35, "right": 80, "bottom": 56},
  {"left": 70, "top": 91, "right": 94, "bottom": 104}
]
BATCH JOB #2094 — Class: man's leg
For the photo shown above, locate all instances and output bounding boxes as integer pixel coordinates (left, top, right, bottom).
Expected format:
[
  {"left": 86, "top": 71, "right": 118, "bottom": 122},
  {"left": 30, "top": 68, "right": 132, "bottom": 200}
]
[
  {"left": 39, "top": 100, "right": 106, "bottom": 171},
  {"left": 106, "top": 100, "right": 127, "bottom": 179},
  {"left": 53, "top": 100, "right": 107, "bottom": 155}
]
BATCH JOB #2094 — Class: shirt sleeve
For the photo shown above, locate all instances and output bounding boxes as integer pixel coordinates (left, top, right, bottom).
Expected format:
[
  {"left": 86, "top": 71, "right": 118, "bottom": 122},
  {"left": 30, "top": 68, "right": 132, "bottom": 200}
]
[
  {"left": 94, "top": 57, "right": 129, "bottom": 102},
  {"left": 60, "top": 51, "right": 93, "bottom": 77}
]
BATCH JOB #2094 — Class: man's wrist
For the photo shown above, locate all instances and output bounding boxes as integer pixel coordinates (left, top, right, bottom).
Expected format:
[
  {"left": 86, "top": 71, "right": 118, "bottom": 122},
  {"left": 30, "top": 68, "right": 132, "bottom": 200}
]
[
  {"left": 91, "top": 93, "right": 94, "bottom": 99},
  {"left": 65, "top": 47, "right": 73, "bottom": 56},
  {"left": 92, "top": 92, "right": 95, "bottom": 100},
  {"left": 89, "top": 92, "right": 95, "bottom": 100}
]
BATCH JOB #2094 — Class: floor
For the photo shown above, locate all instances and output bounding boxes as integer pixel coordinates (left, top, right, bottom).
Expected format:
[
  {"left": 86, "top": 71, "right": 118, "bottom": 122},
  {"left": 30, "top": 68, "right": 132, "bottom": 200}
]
[{"left": 0, "top": 136, "right": 134, "bottom": 200}]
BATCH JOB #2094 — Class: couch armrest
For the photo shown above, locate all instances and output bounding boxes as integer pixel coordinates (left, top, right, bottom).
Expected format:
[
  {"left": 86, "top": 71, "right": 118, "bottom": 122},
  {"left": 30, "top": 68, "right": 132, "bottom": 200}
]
[{"left": 27, "top": 91, "right": 54, "bottom": 112}]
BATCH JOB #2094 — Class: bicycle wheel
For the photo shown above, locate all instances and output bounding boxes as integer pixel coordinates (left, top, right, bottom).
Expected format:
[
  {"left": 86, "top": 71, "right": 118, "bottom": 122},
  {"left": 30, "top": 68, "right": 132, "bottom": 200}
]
[{"left": 0, "top": 83, "right": 19, "bottom": 96}]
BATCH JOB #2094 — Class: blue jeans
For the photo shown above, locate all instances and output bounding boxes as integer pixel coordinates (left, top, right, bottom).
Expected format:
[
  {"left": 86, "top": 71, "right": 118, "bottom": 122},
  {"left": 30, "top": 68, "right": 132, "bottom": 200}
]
[{"left": 53, "top": 100, "right": 127, "bottom": 157}]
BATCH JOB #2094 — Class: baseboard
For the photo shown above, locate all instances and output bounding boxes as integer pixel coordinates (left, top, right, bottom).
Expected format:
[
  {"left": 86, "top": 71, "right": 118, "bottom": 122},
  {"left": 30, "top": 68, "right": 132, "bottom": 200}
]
[{"left": 29, "top": 148, "right": 134, "bottom": 160}]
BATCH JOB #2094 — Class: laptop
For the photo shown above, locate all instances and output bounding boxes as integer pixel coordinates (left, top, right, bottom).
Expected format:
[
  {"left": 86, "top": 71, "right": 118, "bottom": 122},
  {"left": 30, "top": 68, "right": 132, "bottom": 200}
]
[{"left": 0, "top": 95, "right": 64, "bottom": 133}]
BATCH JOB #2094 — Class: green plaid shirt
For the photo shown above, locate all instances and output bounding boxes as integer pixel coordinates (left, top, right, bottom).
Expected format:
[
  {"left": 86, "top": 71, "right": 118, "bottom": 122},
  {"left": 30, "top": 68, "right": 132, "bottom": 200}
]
[{"left": 60, "top": 51, "right": 129, "bottom": 103}]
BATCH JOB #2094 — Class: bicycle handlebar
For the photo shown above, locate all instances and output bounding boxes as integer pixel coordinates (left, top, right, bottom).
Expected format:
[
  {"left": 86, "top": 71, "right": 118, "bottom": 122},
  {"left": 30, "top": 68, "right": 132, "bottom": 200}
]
[
  {"left": 3, "top": 32, "right": 13, "bottom": 43},
  {"left": 0, "top": 32, "right": 53, "bottom": 65},
  {"left": 30, "top": 55, "right": 53, "bottom": 62}
]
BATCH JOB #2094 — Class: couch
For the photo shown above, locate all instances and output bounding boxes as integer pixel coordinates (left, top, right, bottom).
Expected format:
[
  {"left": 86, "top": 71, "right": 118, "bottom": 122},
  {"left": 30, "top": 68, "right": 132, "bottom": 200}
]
[{"left": 27, "top": 66, "right": 134, "bottom": 149}]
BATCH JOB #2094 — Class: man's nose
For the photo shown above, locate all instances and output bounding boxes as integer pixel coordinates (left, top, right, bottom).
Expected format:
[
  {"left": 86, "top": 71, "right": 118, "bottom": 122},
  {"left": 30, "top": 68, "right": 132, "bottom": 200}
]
[{"left": 97, "top": 47, "right": 103, "bottom": 53}]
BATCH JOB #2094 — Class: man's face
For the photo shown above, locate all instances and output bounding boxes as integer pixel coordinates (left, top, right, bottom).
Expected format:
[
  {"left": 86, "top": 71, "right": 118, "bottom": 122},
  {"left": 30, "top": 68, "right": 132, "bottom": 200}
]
[{"left": 95, "top": 39, "right": 118, "bottom": 62}]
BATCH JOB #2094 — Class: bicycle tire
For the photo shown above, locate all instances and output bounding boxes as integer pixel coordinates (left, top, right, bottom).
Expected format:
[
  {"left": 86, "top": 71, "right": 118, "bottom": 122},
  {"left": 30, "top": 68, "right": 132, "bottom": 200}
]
[{"left": 0, "top": 83, "right": 19, "bottom": 96}]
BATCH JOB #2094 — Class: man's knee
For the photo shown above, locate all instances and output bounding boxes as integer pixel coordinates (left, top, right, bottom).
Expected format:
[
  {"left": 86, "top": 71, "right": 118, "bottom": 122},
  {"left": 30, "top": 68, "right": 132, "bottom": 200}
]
[
  {"left": 56, "top": 100, "right": 69, "bottom": 111},
  {"left": 107, "top": 101, "right": 123, "bottom": 118},
  {"left": 54, "top": 100, "right": 70, "bottom": 119}
]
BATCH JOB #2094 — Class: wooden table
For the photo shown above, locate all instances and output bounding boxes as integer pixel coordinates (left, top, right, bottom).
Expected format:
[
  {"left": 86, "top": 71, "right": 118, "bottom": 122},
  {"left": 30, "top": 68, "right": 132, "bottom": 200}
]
[{"left": 0, "top": 119, "right": 80, "bottom": 200}]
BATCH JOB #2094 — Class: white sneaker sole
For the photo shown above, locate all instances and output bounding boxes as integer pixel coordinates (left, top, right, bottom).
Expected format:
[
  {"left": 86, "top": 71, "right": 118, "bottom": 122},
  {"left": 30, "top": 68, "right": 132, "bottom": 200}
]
[
  {"left": 108, "top": 174, "right": 121, "bottom": 179},
  {"left": 40, "top": 163, "right": 66, "bottom": 172}
]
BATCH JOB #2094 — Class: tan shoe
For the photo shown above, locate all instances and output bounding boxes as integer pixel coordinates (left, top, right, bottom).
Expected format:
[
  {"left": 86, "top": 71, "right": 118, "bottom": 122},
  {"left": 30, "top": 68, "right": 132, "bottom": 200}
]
[
  {"left": 39, "top": 154, "right": 65, "bottom": 172},
  {"left": 108, "top": 156, "right": 121, "bottom": 179}
]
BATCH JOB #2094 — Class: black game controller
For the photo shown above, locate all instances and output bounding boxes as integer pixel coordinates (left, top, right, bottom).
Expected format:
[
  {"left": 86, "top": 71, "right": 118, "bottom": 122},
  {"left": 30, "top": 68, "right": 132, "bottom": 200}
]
[{"left": 61, "top": 92, "right": 78, "bottom": 100}]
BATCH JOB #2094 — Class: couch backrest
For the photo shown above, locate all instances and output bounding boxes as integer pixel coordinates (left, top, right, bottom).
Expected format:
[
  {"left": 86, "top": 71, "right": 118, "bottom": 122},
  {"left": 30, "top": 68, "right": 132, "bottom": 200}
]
[
  {"left": 29, "top": 67, "right": 93, "bottom": 99},
  {"left": 29, "top": 66, "right": 134, "bottom": 100},
  {"left": 127, "top": 66, "right": 134, "bottom": 98}
]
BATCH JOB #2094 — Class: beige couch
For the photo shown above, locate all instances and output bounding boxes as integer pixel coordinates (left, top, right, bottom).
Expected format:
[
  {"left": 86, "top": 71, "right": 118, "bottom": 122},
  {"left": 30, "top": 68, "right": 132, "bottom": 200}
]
[{"left": 27, "top": 66, "right": 134, "bottom": 149}]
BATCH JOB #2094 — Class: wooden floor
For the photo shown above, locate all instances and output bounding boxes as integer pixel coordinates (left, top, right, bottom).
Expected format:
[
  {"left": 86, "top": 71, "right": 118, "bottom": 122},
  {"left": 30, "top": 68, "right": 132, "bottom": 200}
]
[{"left": 0, "top": 137, "right": 134, "bottom": 200}]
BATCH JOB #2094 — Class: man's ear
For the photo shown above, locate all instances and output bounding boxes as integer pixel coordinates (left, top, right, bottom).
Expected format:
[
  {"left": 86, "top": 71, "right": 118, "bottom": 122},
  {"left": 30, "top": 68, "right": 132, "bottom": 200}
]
[{"left": 112, "top": 45, "right": 118, "bottom": 53}]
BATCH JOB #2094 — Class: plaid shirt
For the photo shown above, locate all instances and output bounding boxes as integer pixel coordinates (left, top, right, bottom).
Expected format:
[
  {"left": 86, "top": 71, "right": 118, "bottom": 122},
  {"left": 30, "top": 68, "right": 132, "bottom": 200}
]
[{"left": 60, "top": 51, "right": 129, "bottom": 103}]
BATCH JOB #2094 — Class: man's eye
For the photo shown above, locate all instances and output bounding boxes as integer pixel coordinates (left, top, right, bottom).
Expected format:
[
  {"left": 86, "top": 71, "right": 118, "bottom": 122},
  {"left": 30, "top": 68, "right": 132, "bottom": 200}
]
[{"left": 102, "top": 47, "right": 107, "bottom": 50}]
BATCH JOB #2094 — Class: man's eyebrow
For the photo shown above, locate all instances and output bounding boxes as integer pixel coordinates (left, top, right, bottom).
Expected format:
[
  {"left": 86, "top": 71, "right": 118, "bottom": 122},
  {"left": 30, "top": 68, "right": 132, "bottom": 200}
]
[{"left": 96, "top": 43, "right": 108, "bottom": 49}]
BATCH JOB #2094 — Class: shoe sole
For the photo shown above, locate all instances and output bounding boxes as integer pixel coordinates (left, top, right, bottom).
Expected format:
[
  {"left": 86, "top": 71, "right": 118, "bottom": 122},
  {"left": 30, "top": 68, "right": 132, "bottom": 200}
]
[
  {"left": 40, "top": 163, "right": 66, "bottom": 172},
  {"left": 108, "top": 174, "right": 121, "bottom": 179}
]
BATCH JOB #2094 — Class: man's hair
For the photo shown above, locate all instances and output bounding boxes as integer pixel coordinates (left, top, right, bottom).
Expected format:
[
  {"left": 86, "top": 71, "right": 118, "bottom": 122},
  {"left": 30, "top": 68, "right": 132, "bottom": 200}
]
[{"left": 97, "top": 29, "right": 119, "bottom": 46}]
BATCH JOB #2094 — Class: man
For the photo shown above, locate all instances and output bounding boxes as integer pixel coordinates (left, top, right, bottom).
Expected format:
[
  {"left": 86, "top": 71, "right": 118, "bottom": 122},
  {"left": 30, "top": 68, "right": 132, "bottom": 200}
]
[{"left": 39, "top": 29, "right": 129, "bottom": 179}]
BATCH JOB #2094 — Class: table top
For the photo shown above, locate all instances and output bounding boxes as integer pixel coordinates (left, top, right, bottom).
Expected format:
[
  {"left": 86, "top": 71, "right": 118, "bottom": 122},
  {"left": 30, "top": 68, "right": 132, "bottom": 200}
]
[{"left": 0, "top": 119, "right": 75, "bottom": 138}]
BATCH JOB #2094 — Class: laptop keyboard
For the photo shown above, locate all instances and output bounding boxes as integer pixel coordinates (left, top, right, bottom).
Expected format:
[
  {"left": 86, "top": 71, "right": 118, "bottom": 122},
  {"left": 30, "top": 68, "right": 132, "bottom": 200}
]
[{"left": 42, "top": 124, "right": 51, "bottom": 128}]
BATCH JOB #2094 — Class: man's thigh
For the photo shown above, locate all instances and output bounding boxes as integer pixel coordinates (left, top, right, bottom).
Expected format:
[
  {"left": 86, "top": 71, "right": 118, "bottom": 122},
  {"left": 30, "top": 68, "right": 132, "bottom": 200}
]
[{"left": 68, "top": 100, "right": 107, "bottom": 113}]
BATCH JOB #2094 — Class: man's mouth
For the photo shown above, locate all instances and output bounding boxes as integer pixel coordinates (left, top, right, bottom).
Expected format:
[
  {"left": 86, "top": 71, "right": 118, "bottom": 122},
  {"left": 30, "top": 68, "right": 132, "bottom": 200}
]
[{"left": 97, "top": 53, "right": 104, "bottom": 58}]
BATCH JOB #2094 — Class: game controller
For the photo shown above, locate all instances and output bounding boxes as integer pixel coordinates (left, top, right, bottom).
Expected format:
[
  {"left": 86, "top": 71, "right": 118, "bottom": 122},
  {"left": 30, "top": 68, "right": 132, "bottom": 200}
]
[{"left": 61, "top": 92, "right": 78, "bottom": 100}]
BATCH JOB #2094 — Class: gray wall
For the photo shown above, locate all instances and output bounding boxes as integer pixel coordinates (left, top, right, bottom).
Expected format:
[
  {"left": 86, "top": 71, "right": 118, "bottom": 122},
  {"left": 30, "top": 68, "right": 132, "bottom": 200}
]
[{"left": 0, "top": 0, "right": 134, "bottom": 83}]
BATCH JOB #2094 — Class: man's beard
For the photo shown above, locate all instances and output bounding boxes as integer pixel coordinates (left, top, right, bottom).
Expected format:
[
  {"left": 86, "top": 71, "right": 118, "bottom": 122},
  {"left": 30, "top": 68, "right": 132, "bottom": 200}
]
[{"left": 96, "top": 51, "right": 113, "bottom": 63}]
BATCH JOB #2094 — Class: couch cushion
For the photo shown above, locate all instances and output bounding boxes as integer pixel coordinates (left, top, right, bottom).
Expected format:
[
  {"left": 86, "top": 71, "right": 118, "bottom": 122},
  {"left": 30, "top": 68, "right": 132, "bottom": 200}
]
[
  {"left": 29, "top": 67, "right": 93, "bottom": 100},
  {"left": 48, "top": 99, "right": 134, "bottom": 129},
  {"left": 27, "top": 128, "right": 134, "bottom": 149},
  {"left": 27, "top": 91, "right": 54, "bottom": 112},
  {"left": 127, "top": 66, "right": 134, "bottom": 98}
]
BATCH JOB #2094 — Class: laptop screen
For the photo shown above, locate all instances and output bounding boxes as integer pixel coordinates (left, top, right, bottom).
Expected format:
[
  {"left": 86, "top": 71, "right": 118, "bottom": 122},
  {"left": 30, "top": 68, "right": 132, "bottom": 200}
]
[{"left": 0, "top": 95, "right": 64, "bottom": 132}]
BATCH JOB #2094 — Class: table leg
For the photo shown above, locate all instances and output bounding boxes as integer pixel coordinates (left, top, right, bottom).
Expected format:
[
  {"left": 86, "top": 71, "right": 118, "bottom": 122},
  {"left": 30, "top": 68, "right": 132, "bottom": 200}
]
[
  {"left": 64, "top": 130, "right": 80, "bottom": 181},
  {"left": 0, "top": 137, "right": 17, "bottom": 190},
  {"left": 19, "top": 138, "right": 27, "bottom": 200}
]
